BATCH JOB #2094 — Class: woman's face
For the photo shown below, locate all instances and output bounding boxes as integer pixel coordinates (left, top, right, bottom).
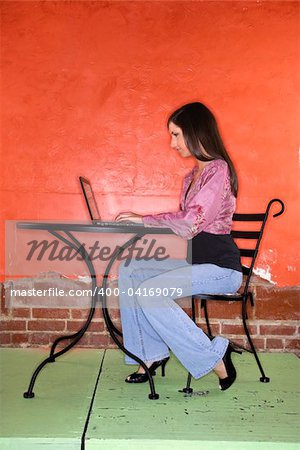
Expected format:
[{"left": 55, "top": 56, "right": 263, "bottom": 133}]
[{"left": 168, "top": 121, "right": 191, "bottom": 158}]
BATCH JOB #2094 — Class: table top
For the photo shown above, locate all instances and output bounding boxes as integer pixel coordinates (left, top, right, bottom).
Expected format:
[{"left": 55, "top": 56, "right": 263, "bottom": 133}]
[{"left": 17, "top": 221, "right": 174, "bottom": 235}]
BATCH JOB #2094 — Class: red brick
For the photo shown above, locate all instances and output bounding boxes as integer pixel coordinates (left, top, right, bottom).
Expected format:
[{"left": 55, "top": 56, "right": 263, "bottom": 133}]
[
  {"left": 221, "top": 323, "right": 258, "bottom": 335},
  {"left": 266, "top": 338, "right": 284, "bottom": 349},
  {"left": 107, "top": 308, "right": 121, "bottom": 320},
  {"left": 0, "top": 320, "right": 27, "bottom": 331},
  {"left": 75, "top": 334, "right": 91, "bottom": 346},
  {"left": 41, "top": 332, "right": 86, "bottom": 352},
  {"left": 47, "top": 332, "right": 90, "bottom": 347},
  {"left": 88, "top": 333, "right": 111, "bottom": 346},
  {"left": 47, "top": 335, "right": 90, "bottom": 347},
  {"left": 255, "top": 286, "right": 300, "bottom": 320},
  {"left": 210, "top": 323, "right": 221, "bottom": 335},
  {"left": 260, "top": 325, "right": 297, "bottom": 336},
  {"left": 246, "top": 338, "right": 266, "bottom": 351},
  {"left": 199, "top": 301, "right": 248, "bottom": 320},
  {"left": 100, "top": 319, "right": 122, "bottom": 333},
  {"left": 29, "top": 333, "right": 50, "bottom": 345},
  {"left": 12, "top": 308, "right": 31, "bottom": 318},
  {"left": 91, "top": 308, "right": 105, "bottom": 320},
  {"left": 78, "top": 334, "right": 90, "bottom": 346},
  {"left": 71, "top": 309, "right": 90, "bottom": 319},
  {"left": 71, "top": 306, "right": 120, "bottom": 321},
  {"left": 89, "top": 321, "right": 105, "bottom": 332},
  {"left": 182, "top": 307, "right": 193, "bottom": 317},
  {"left": 1, "top": 284, "right": 9, "bottom": 316},
  {"left": 197, "top": 320, "right": 221, "bottom": 335},
  {"left": 1, "top": 306, "right": 9, "bottom": 317},
  {"left": 28, "top": 320, "right": 65, "bottom": 331},
  {"left": 285, "top": 339, "right": 300, "bottom": 351},
  {"left": 0, "top": 333, "right": 11, "bottom": 345},
  {"left": 47, "top": 333, "right": 70, "bottom": 347},
  {"left": 32, "top": 308, "right": 70, "bottom": 319},
  {"left": 66, "top": 320, "right": 104, "bottom": 333},
  {"left": 11, "top": 333, "right": 29, "bottom": 345}
]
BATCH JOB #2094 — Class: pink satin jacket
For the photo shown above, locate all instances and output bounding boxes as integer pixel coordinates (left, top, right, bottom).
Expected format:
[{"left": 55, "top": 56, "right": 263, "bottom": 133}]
[{"left": 142, "top": 159, "right": 236, "bottom": 240}]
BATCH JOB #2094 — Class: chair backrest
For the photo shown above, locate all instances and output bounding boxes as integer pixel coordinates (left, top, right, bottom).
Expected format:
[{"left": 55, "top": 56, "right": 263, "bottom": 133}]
[{"left": 231, "top": 198, "right": 284, "bottom": 295}]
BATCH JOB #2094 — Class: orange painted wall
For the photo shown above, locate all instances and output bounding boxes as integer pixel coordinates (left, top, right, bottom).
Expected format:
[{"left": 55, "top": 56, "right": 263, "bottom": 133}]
[{"left": 1, "top": 1, "right": 299, "bottom": 287}]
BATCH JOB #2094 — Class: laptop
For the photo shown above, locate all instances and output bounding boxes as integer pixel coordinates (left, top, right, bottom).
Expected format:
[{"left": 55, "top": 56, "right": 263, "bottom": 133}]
[{"left": 79, "top": 176, "right": 144, "bottom": 227}]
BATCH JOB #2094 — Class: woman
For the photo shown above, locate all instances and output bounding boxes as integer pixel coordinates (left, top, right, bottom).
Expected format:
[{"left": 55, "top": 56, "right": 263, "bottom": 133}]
[{"left": 115, "top": 102, "right": 243, "bottom": 391}]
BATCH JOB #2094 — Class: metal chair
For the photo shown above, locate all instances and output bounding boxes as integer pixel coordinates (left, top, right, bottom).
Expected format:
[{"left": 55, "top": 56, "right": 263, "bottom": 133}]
[{"left": 182, "top": 198, "right": 285, "bottom": 394}]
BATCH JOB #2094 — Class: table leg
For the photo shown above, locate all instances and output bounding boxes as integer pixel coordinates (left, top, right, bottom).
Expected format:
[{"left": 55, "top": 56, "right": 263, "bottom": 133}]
[
  {"left": 23, "top": 230, "right": 98, "bottom": 398},
  {"left": 99, "top": 234, "right": 160, "bottom": 400}
]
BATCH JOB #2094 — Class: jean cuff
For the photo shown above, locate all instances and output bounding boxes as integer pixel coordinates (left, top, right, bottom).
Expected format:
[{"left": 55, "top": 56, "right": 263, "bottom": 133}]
[{"left": 125, "top": 351, "right": 170, "bottom": 365}]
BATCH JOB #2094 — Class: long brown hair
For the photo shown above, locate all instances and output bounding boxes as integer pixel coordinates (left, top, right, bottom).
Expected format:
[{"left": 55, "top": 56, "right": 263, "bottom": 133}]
[{"left": 168, "top": 102, "right": 238, "bottom": 197}]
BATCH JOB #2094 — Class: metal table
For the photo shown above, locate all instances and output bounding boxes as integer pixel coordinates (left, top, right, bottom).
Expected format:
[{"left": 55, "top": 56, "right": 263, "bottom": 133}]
[{"left": 17, "top": 221, "right": 174, "bottom": 400}]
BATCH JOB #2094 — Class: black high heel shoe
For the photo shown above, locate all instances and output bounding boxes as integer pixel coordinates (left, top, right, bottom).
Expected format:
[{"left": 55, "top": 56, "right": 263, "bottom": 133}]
[
  {"left": 125, "top": 357, "right": 170, "bottom": 383},
  {"left": 219, "top": 344, "right": 242, "bottom": 391}
]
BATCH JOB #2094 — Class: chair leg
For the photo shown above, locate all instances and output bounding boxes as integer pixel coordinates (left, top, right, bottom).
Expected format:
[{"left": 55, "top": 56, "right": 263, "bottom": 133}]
[
  {"left": 242, "top": 297, "right": 270, "bottom": 383},
  {"left": 180, "top": 297, "right": 196, "bottom": 394},
  {"left": 191, "top": 297, "right": 196, "bottom": 322},
  {"left": 179, "top": 372, "right": 193, "bottom": 394},
  {"left": 201, "top": 299, "right": 213, "bottom": 338},
  {"left": 249, "top": 292, "right": 254, "bottom": 307}
]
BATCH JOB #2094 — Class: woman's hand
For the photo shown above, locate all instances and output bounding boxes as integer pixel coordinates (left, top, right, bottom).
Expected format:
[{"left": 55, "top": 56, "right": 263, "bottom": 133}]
[{"left": 115, "top": 212, "right": 143, "bottom": 223}]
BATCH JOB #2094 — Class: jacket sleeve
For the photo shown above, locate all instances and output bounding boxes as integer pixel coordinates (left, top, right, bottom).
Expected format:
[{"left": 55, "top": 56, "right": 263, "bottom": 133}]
[{"left": 142, "top": 162, "right": 229, "bottom": 240}]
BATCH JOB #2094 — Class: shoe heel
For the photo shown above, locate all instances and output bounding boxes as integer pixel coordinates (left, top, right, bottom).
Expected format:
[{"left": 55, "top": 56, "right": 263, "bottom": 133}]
[
  {"left": 161, "top": 357, "right": 169, "bottom": 377},
  {"left": 219, "top": 345, "right": 239, "bottom": 391}
]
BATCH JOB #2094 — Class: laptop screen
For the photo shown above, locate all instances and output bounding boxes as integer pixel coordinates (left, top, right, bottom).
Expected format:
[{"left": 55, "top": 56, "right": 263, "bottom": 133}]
[{"left": 79, "top": 177, "right": 101, "bottom": 221}]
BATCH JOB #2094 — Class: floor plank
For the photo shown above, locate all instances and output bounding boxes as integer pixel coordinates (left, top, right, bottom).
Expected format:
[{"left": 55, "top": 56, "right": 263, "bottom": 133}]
[
  {"left": 86, "top": 350, "right": 300, "bottom": 448},
  {"left": 0, "top": 348, "right": 104, "bottom": 449}
]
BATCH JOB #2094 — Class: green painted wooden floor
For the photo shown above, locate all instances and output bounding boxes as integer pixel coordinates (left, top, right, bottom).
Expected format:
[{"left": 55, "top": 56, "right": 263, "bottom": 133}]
[{"left": 0, "top": 348, "right": 299, "bottom": 450}]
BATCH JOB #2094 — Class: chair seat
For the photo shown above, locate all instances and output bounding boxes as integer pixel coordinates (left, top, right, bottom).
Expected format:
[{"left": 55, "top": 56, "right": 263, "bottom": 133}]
[{"left": 192, "top": 293, "right": 243, "bottom": 301}]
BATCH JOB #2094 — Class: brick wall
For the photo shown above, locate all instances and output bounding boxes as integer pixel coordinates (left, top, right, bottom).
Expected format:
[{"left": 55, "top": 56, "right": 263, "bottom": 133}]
[{"left": 1, "top": 275, "right": 299, "bottom": 353}]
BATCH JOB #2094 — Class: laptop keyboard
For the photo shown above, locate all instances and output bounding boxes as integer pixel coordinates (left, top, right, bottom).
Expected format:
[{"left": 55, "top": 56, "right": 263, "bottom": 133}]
[{"left": 93, "top": 221, "right": 145, "bottom": 227}]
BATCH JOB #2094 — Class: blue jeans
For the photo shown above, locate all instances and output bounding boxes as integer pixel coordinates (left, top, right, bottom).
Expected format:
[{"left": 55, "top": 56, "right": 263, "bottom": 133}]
[{"left": 118, "top": 258, "right": 242, "bottom": 379}]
